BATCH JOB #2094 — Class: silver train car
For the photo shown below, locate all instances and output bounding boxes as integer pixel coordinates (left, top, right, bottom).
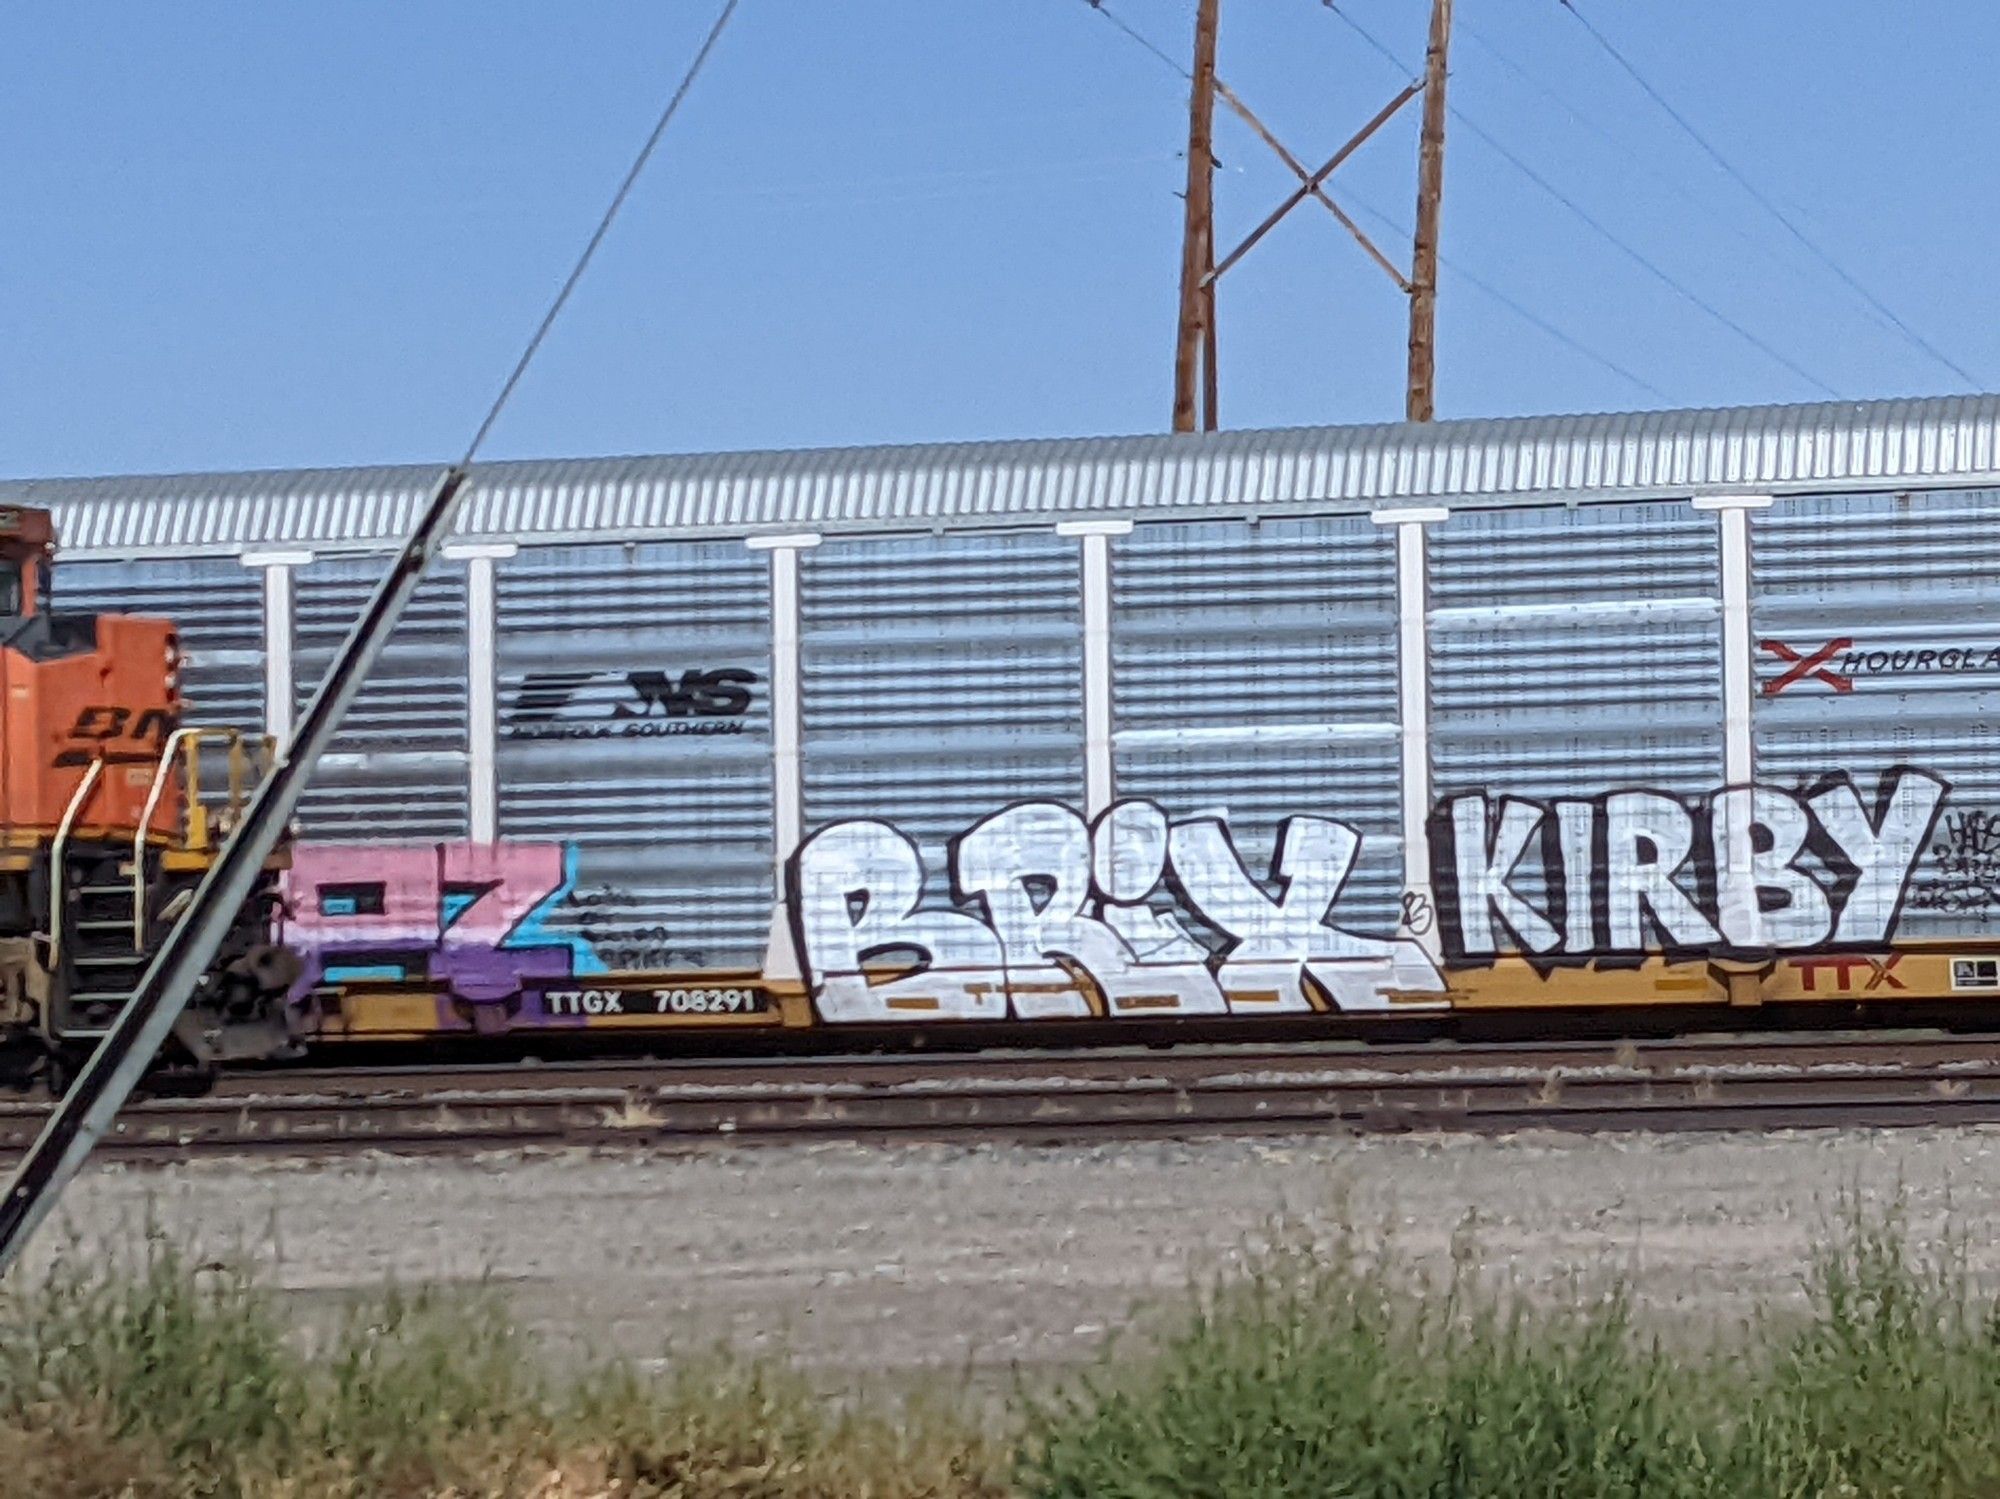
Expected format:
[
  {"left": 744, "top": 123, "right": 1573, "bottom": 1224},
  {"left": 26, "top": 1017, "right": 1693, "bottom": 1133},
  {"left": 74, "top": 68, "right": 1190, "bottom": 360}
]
[{"left": 13, "top": 393, "right": 2000, "bottom": 1044}]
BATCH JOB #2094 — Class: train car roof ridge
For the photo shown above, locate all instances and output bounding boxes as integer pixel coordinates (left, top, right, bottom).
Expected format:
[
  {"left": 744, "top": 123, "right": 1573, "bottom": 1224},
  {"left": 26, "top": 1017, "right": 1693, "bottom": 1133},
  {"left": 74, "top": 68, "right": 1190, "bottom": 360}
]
[{"left": 9, "top": 391, "right": 2000, "bottom": 559}]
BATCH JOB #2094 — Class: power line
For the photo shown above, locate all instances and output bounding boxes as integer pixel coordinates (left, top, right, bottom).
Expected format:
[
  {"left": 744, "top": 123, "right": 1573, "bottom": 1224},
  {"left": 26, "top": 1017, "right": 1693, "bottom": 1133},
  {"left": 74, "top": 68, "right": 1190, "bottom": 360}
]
[
  {"left": 1084, "top": 0, "right": 1187, "bottom": 76},
  {"left": 1559, "top": 0, "right": 1982, "bottom": 389},
  {"left": 1319, "top": 1, "right": 1410, "bottom": 74},
  {"left": 1455, "top": 16, "right": 1778, "bottom": 261},
  {"left": 1447, "top": 104, "right": 1841, "bottom": 399},
  {"left": 465, "top": 0, "right": 740, "bottom": 463},
  {"left": 1317, "top": 2, "right": 1843, "bottom": 399},
  {"left": 1074, "top": 0, "right": 1676, "bottom": 405},
  {"left": 1343, "top": 193, "right": 1675, "bottom": 404}
]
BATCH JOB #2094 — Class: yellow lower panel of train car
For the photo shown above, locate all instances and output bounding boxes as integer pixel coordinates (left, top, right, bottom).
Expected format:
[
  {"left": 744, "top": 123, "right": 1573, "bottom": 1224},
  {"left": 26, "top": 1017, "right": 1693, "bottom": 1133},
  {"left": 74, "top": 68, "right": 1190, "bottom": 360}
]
[
  {"left": 1759, "top": 945, "right": 2000, "bottom": 1004},
  {"left": 304, "top": 944, "right": 2000, "bottom": 1044},
  {"left": 1432, "top": 946, "right": 2000, "bottom": 1010},
  {"left": 1434, "top": 957, "right": 1725, "bottom": 1010},
  {"left": 311, "top": 975, "right": 807, "bottom": 1043}
]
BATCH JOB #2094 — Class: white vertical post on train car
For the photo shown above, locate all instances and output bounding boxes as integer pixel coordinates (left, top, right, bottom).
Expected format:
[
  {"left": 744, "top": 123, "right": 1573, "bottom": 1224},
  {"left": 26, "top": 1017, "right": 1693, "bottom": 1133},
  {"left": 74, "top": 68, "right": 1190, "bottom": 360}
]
[
  {"left": 240, "top": 549, "right": 313, "bottom": 752},
  {"left": 1371, "top": 506, "right": 1448, "bottom": 959},
  {"left": 1057, "top": 519, "right": 1132, "bottom": 818},
  {"left": 1691, "top": 493, "right": 1772, "bottom": 787},
  {"left": 747, "top": 532, "right": 819, "bottom": 981},
  {"left": 445, "top": 542, "right": 517, "bottom": 843}
]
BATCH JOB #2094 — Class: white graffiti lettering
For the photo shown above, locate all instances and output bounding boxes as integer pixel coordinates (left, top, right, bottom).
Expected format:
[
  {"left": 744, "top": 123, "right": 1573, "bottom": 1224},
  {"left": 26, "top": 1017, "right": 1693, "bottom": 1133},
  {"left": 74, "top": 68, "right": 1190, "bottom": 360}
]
[
  {"left": 1445, "top": 795, "right": 1561, "bottom": 956},
  {"left": 1432, "top": 769, "right": 1946, "bottom": 961},
  {"left": 1088, "top": 801, "right": 1229, "bottom": 1015},
  {"left": 791, "top": 799, "right": 1444, "bottom": 1023},
  {"left": 1167, "top": 815, "right": 1429, "bottom": 1012},
  {"left": 1711, "top": 786, "right": 1832, "bottom": 949},
  {"left": 1602, "top": 791, "right": 1721, "bottom": 951},
  {"left": 788, "top": 822, "right": 1007, "bottom": 1022},
  {"left": 1808, "top": 769, "right": 1949, "bottom": 943}
]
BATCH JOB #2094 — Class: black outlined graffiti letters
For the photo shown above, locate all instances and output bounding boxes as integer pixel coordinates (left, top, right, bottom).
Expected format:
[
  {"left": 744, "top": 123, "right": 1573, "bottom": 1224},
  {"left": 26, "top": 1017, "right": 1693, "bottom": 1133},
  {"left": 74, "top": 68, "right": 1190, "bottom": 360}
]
[
  {"left": 1908, "top": 808, "right": 2000, "bottom": 917},
  {"left": 1430, "top": 769, "right": 1946, "bottom": 964},
  {"left": 790, "top": 799, "right": 1444, "bottom": 1023},
  {"left": 791, "top": 768, "right": 1949, "bottom": 1019},
  {"left": 788, "top": 821, "right": 1008, "bottom": 1022}
]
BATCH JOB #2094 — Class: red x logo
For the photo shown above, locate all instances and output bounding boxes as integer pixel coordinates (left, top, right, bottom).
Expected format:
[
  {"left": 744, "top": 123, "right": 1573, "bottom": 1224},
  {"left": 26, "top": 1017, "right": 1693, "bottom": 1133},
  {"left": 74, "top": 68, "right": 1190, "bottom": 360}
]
[{"left": 1760, "top": 638, "right": 1853, "bottom": 695}]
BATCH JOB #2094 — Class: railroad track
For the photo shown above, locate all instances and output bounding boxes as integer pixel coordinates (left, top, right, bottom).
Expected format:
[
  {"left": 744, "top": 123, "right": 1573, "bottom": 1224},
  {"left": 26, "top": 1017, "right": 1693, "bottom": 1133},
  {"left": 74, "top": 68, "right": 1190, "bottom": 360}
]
[{"left": 8, "top": 1031, "right": 2000, "bottom": 1161}]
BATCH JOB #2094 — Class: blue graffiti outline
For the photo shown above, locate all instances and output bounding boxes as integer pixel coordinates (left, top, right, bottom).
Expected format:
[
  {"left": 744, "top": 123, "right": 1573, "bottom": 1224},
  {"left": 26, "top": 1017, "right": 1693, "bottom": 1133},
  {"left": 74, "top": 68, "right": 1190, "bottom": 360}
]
[
  {"left": 503, "top": 843, "right": 607, "bottom": 976},
  {"left": 324, "top": 964, "right": 407, "bottom": 983}
]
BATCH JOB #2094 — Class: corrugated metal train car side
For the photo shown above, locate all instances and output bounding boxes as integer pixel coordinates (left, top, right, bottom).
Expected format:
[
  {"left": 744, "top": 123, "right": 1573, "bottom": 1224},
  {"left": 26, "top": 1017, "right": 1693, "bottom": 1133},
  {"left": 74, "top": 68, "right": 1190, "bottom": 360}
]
[{"left": 16, "top": 395, "right": 2000, "bottom": 1041}]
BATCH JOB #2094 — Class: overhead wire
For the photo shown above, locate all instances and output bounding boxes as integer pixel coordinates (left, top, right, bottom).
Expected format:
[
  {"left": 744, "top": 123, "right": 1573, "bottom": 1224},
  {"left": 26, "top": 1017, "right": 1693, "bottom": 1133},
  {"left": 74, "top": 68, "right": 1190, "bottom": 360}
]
[
  {"left": 0, "top": 0, "right": 750, "bottom": 1281},
  {"left": 1083, "top": 0, "right": 1187, "bottom": 75},
  {"left": 1349, "top": 196, "right": 1675, "bottom": 402},
  {"left": 1074, "top": 0, "right": 1675, "bottom": 403},
  {"left": 1455, "top": 15, "right": 1783, "bottom": 262},
  {"left": 1318, "top": 1, "right": 1845, "bottom": 399},
  {"left": 463, "top": 0, "right": 740, "bottom": 464},
  {"left": 1558, "top": 0, "right": 1982, "bottom": 388}
]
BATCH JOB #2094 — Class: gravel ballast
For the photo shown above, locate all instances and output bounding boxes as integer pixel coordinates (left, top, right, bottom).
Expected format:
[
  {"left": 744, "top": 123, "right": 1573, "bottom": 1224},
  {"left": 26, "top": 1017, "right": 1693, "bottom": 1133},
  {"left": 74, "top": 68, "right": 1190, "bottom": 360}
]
[{"left": 26, "top": 1128, "right": 2000, "bottom": 1376}]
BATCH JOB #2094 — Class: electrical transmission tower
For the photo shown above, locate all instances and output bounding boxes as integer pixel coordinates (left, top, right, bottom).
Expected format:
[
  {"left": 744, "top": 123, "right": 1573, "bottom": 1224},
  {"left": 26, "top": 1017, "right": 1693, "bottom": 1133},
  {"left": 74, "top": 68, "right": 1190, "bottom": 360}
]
[{"left": 1171, "top": 0, "right": 1453, "bottom": 431}]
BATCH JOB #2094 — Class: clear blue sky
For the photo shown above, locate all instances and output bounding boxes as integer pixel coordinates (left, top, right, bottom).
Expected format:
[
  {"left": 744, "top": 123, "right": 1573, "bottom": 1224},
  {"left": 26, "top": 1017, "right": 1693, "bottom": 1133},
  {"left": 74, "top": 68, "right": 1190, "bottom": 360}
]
[{"left": 4, "top": 2, "right": 1995, "bottom": 479}]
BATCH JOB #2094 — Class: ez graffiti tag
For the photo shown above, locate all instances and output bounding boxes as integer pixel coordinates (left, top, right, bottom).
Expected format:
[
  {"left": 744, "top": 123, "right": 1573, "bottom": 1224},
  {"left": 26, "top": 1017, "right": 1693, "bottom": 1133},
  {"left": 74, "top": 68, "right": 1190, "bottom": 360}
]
[
  {"left": 285, "top": 842, "right": 602, "bottom": 1007},
  {"left": 788, "top": 799, "right": 1444, "bottom": 1023},
  {"left": 1430, "top": 769, "right": 1947, "bottom": 965}
]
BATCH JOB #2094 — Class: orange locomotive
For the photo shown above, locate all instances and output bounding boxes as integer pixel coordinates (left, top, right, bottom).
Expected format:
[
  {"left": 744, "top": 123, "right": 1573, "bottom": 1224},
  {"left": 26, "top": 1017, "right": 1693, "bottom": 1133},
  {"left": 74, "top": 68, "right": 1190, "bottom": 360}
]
[{"left": 0, "top": 504, "right": 299, "bottom": 1086}]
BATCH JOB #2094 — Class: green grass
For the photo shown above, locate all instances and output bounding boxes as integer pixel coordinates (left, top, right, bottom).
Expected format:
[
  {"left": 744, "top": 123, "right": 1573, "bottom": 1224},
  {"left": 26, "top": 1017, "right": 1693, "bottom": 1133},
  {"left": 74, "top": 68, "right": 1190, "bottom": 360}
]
[
  {"left": 1017, "top": 1216, "right": 1720, "bottom": 1499},
  {"left": 1020, "top": 1200, "right": 2000, "bottom": 1499},
  {"left": 6, "top": 1198, "right": 2000, "bottom": 1496},
  {"left": 0, "top": 1229, "right": 1009, "bottom": 1497}
]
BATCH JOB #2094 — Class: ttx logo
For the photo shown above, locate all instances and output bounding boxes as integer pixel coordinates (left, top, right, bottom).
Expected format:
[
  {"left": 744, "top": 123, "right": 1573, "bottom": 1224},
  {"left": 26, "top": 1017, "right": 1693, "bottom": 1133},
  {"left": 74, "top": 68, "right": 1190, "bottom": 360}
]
[
  {"left": 1789, "top": 954, "right": 1903, "bottom": 993},
  {"left": 504, "top": 668, "right": 757, "bottom": 742}
]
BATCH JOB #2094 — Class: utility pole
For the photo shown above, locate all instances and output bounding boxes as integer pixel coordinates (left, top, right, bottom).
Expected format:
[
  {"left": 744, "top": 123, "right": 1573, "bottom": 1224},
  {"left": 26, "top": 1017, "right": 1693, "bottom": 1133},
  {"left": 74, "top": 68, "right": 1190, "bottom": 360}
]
[
  {"left": 1172, "top": 0, "right": 1219, "bottom": 433},
  {"left": 1088, "top": 0, "right": 1442, "bottom": 429},
  {"left": 1405, "top": 0, "right": 1452, "bottom": 423}
]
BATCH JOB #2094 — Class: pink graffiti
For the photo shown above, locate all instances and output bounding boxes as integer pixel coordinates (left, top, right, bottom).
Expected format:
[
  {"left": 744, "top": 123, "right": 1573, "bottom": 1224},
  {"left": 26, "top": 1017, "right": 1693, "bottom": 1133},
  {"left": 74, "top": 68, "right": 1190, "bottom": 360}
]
[{"left": 286, "top": 842, "right": 582, "bottom": 1009}]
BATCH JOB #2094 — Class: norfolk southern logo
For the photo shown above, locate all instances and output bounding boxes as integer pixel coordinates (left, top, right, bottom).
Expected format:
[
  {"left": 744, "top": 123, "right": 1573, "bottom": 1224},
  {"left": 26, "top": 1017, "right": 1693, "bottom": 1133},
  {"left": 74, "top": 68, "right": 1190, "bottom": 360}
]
[{"left": 503, "top": 668, "right": 756, "bottom": 742}]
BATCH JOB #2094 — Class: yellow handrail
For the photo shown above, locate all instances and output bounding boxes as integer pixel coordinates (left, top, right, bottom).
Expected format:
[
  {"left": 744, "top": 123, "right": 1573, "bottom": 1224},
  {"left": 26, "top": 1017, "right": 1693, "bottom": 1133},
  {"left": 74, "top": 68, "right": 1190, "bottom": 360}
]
[
  {"left": 128, "top": 727, "right": 269, "bottom": 950},
  {"left": 131, "top": 727, "right": 202, "bottom": 950}
]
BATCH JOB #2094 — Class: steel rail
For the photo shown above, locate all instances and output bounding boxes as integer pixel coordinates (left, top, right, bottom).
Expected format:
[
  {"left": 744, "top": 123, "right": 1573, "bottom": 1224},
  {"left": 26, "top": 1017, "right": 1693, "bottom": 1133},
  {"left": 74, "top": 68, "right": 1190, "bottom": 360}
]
[
  {"left": 201, "top": 1030, "right": 2000, "bottom": 1098},
  {"left": 13, "top": 1041, "right": 2000, "bottom": 1161}
]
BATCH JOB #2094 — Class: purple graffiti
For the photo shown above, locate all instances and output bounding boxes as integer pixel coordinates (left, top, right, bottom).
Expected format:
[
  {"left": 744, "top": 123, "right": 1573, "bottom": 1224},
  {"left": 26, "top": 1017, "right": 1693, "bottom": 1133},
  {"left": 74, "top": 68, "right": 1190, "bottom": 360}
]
[{"left": 286, "top": 843, "right": 592, "bottom": 1020}]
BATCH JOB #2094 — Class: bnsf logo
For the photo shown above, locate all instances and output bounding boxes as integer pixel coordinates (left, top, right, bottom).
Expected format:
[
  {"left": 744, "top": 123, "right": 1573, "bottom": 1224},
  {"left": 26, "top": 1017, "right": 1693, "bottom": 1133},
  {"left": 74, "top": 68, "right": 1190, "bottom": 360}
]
[
  {"left": 54, "top": 705, "right": 176, "bottom": 767},
  {"left": 503, "top": 668, "right": 756, "bottom": 742}
]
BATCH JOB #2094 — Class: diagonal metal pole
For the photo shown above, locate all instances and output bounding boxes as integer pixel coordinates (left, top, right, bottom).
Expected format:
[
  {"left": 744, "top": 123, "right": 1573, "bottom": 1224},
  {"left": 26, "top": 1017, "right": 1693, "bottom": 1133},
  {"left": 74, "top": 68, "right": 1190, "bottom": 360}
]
[{"left": 0, "top": 0, "right": 741, "bottom": 1276}]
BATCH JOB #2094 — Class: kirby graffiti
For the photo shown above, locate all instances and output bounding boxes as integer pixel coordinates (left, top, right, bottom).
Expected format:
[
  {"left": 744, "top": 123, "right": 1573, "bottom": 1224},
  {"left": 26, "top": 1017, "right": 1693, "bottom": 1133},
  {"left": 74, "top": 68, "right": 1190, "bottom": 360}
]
[
  {"left": 1431, "top": 769, "right": 1946, "bottom": 963},
  {"left": 285, "top": 842, "right": 601, "bottom": 1007},
  {"left": 788, "top": 798, "right": 1445, "bottom": 1021}
]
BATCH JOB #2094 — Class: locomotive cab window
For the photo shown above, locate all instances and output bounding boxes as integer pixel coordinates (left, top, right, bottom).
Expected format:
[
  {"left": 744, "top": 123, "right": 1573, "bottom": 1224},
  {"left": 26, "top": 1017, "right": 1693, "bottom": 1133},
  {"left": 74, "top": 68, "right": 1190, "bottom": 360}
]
[{"left": 0, "top": 552, "right": 49, "bottom": 618}]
